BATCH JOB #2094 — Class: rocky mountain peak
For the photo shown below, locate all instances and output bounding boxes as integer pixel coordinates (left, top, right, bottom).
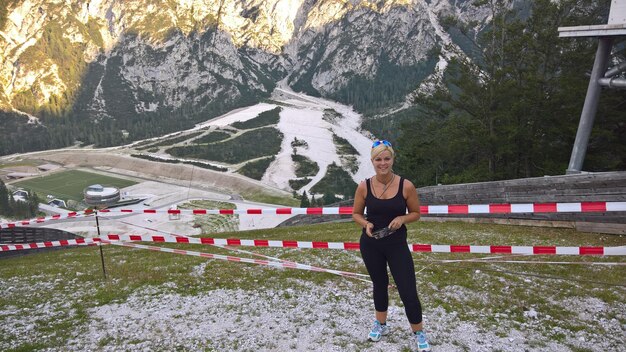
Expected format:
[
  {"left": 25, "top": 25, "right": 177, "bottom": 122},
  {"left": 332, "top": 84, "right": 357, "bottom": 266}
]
[{"left": 0, "top": 0, "right": 495, "bottom": 151}]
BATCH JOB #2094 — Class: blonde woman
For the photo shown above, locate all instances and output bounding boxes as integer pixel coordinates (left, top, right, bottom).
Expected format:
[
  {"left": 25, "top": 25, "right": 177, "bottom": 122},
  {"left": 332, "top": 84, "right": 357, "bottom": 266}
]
[{"left": 352, "top": 140, "right": 431, "bottom": 352}]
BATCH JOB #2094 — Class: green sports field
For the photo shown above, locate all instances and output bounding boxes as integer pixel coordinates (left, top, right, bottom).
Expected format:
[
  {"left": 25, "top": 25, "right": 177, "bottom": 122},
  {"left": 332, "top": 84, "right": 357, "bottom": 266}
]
[{"left": 13, "top": 170, "right": 137, "bottom": 202}]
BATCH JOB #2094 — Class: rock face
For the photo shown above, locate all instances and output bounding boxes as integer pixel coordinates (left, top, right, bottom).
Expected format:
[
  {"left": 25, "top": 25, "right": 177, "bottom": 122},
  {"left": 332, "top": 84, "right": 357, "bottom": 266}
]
[
  {"left": 0, "top": 0, "right": 495, "bottom": 114},
  {"left": 0, "top": 0, "right": 500, "bottom": 146}
]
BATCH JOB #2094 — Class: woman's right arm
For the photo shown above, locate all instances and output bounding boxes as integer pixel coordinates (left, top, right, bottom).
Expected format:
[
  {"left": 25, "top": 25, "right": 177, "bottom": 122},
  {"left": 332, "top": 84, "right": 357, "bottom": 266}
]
[{"left": 352, "top": 180, "right": 373, "bottom": 236}]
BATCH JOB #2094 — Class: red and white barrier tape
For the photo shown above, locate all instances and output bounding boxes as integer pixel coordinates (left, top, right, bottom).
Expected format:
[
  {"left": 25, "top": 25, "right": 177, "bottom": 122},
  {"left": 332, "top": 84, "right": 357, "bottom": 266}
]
[
  {"left": 93, "top": 202, "right": 626, "bottom": 215},
  {"left": 1, "top": 234, "right": 624, "bottom": 256},
  {"left": 108, "top": 241, "right": 370, "bottom": 281},
  {"left": 2, "top": 201, "right": 624, "bottom": 230},
  {"left": 97, "top": 207, "right": 354, "bottom": 215},
  {"left": 429, "top": 259, "right": 626, "bottom": 266},
  {"left": 219, "top": 244, "right": 370, "bottom": 280},
  {"left": 110, "top": 217, "right": 371, "bottom": 280},
  {"left": 422, "top": 201, "right": 626, "bottom": 214},
  {"left": 0, "top": 212, "right": 94, "bottom": 229},
  {"left": 0, "top": 207, "right": 347, "bottom": 229}
]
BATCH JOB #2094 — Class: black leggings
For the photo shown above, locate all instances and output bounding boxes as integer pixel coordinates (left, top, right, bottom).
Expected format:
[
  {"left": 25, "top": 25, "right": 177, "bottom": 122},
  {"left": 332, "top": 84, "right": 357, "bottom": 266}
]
[{"left": 360, "top": 236, "right": 423, "bottom": 324}]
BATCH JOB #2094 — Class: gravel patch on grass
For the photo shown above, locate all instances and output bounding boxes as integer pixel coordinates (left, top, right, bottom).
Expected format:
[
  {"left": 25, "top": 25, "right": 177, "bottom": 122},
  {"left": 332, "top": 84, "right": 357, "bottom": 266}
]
[{"left": 2, "top": 276, "right": 621, "bottom": 351}]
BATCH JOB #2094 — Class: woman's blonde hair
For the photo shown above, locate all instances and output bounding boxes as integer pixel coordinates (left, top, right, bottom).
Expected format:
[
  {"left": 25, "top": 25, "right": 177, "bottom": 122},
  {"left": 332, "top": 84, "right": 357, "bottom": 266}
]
[{"left": 371, "top": 143, "right": 395, "bottom": 160}]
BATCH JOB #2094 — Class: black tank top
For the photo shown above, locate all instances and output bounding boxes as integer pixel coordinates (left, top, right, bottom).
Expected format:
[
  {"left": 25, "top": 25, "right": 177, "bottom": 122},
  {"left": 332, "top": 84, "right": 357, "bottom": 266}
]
[{"left": 361, "top": 177, "right": 408, "bottom": 244}]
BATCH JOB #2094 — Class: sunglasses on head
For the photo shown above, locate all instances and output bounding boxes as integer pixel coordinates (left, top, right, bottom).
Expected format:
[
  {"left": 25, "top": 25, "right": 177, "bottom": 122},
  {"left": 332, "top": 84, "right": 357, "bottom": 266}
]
[{"left": 372, "top": 140, "right": 392, "bottom": 148}]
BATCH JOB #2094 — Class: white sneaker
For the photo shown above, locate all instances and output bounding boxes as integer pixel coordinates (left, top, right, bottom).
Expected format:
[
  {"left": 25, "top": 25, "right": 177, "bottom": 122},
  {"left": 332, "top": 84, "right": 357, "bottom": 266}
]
[
  {"left": 414, "top": 330, "right": 431, "bottom": 351},
  {"left": 368, "top": 320, "right": 389, "bottom": 342}
]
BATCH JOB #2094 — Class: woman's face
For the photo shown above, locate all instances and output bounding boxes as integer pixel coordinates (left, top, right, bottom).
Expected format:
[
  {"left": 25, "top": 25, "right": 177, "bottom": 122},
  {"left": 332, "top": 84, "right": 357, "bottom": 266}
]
[{"left": 371, "top": 150, "right": 394, "bottom": 175}]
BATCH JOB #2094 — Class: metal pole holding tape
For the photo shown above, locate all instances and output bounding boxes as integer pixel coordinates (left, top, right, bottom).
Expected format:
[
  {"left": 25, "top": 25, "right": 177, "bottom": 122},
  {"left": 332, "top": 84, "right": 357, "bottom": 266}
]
[{"left": 95, "top": 212, "right": 107, "bottom": 280}]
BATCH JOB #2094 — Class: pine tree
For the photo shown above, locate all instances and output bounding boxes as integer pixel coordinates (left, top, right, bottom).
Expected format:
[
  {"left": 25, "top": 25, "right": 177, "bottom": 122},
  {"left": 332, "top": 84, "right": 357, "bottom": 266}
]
[
  {"left": 323, "top": 191, "right": 338, "bottom": 205},
  {"left": 300, "top": 191, "right": 310, "bottom": 208},
  {"left": 28, "top": 191, "right": 40, "bottom": 217},
  {"left": 0, "top": 180, "right": 10, "bottom": 216}
]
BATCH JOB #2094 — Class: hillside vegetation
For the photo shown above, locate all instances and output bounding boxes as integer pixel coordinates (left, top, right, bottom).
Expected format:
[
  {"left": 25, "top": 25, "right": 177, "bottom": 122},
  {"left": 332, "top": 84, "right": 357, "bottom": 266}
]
[
  {"left": 1, "top": 221, "right": 624, "bottom": 351},
  {"left": 0, "top": 0, "right": 622, "bottom": 193},
  {"left": 167, "top": 127, "right": 284, "bottom": 164},
  {"left": 395, "top": 0, "right": 624, "bottom": 186}
]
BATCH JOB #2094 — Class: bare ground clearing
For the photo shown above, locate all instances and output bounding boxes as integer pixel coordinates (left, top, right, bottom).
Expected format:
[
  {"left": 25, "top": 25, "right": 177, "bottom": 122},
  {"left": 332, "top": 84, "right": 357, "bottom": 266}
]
[{"left": 9, "top": 149, "right": 291, "bottom": 201}]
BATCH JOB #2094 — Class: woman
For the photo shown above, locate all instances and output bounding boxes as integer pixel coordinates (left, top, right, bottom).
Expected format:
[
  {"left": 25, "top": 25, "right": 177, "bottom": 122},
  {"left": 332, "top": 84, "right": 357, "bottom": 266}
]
[{"left": 352, "top": 140, "right": 431, "bottom": 352}]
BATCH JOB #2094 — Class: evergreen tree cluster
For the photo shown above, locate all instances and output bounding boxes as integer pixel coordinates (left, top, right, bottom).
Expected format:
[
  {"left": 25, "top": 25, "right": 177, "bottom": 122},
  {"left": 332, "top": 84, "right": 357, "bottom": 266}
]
[
  {"left": 130, "top": 154, "right": 227, "bottom": 171},
  {"left": 167, "top": 127, "right": 283, "bottom": 164},
  {"left": 331, "top": 53, "right": 438, "bottom": 116},
  {"left": 310, "top": 162, "right": 357, "bottom": 199},
  {"left": 332, "top": 134, "right": 359, "bottom": 155},
  {"left": 299, "top": 190, "right": 311, "bottom": 207},
  {"left": 193, "top": 130, "right": 231, "bottom": 144},
  {"left": 291, "top": 154, "right": 319, "bottom": 178},
  {"left": 290, "top": 137, "right": 309, "bottom": 149},
  {"left": 0, "top": 181, "right": 40, "bottom": 220},
  {"left": 297, "top": 189, "right": 342, "bottom": 208},
  {"left": 289, "top": 178, "right": 311, "bottom": 191},
  {"left": 0, "top": 112, "right": 55, "bottom": 155},
  {"left": 396, "top": 0, "right": 624, "bottom": 187},
  {"left": 237, "top": 156, "right": 275, "bottom": 180},
  {"left": 231, "top": 107, "right": 282, "bottom": 129}
]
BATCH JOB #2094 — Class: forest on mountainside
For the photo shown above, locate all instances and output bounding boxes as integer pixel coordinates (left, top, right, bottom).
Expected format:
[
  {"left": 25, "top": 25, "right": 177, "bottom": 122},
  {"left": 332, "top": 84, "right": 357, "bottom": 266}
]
[
  {"left": 330, "top": 53, "right": 439, "bottom": 115},
  {"left": 0, "top": 21, "right": 267, "bottom": 156},
  {"left": 0, "top": 180, "right": 39, "bottom": 219},
  {"left": 1, "top": 0, "right": 623, "bottom": 190},
  {"left": 395, "top": 0, "right": 625, "bottom": 187}
]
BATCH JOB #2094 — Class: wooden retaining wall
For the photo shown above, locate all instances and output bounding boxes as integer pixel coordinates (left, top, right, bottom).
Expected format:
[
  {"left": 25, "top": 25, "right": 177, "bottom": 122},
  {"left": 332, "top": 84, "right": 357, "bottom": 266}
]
[
  {"left": 279, "top": 171, "right": 626, "bottom": 234},
  {"left": 0, "top": 227, "right": 82, "bottom": 258},
  {"left": 417, "top": 171, "right": 626, "bottom": 234}
]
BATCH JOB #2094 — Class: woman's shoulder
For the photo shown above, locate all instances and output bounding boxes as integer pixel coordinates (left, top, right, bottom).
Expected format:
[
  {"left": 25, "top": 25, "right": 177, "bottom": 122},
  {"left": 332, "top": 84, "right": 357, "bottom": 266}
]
[
  {"left": 400, "top": 176, "right": 414, "bottom": 185},
  {"left": 400, "top": 176, "right": 417, "bottom": 191},
  {"left": 356, "top": 179, "right": 369, "bottom": 193}
]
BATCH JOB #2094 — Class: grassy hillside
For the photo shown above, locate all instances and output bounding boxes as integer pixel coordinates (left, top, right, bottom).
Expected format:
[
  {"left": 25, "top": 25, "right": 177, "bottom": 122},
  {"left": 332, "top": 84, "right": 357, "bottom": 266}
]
[{"left": 1, "top": 221, "right": 624, "bottom": 351}]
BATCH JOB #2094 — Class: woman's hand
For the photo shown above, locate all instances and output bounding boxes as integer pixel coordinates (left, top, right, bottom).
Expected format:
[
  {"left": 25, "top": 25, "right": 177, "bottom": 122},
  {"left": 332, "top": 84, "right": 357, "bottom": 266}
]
[
  {"left": 365, "top": 222, "right": 374, "bottom": 237},
  {"left": 388, "top": 216, "right": 405, "bottom": 231}
]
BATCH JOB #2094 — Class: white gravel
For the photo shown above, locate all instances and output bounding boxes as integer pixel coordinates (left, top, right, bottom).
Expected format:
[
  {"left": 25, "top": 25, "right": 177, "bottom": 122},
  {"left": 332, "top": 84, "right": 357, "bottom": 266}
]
[{"left": 2, "top": 270, "right": 624, "bottom": 351}]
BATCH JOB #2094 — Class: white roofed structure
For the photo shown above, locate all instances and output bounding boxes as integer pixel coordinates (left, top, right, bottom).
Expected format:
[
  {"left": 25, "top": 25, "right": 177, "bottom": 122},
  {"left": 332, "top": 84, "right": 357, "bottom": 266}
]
[{"left": 84, "top": 184, "right": 121, "bottom": 207}]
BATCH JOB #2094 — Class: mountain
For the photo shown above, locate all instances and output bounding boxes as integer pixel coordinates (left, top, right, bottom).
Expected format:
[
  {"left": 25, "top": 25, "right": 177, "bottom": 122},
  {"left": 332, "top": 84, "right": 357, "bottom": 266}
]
[{"left": 0, "top": 0, "right": 502, "bottom": 155}]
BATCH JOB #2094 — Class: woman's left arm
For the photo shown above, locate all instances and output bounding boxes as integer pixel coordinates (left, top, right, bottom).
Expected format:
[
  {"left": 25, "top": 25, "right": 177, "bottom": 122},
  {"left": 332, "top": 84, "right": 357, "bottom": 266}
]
[{"left": 388, "top": 179, "right": 421, "bottom": 231}]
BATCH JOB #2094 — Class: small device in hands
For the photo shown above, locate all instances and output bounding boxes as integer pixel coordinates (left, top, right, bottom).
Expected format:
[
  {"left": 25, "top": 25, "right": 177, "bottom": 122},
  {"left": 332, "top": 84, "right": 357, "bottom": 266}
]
[{"left": 372, "top": 227, "right": 395, "bottom": 239}]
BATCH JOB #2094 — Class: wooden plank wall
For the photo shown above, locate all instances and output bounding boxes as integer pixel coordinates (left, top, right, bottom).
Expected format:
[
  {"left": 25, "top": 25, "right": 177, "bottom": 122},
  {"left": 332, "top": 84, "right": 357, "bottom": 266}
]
[
  {"left": 0, "top": 227, "right": 82, "bottom": 258},
  {"left": 417, "top": 171, "right": 626, "bottom": 234},
  {"left": 278, "top": 172, "right": 625, "bottom": 233}
]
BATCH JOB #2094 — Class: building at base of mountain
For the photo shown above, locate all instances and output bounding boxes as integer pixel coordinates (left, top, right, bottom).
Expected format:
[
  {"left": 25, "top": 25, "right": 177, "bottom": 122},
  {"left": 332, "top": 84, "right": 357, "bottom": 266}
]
[{"left": 83, "top": 184, "right": 121, "bottom": 207}]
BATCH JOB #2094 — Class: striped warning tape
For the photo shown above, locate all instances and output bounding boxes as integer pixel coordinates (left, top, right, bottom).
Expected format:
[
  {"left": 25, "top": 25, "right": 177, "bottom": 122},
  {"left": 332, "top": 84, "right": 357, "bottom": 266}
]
[
  {"left": 1, "top": 234, "right": 624, "bottom": 256},
  {"left": 95, "top": 201, "right": 626, "bottom": 215},
  {"left": 108, "top": 241, "right": 371, "bottom": 281},
  {"left": 0, "top": 207, "right": 346, "bottom": 229},
  {"left": 98, "top": 207, "right": 354, "bottom": 215},
  {"left": 0, "top": 212, "right": 94, "bottom": 229},
  {"left": 422, "top": 201, "right": 626, "bottom": 214},
  {"left": 108, "top": 218, "right": 371, "bottom": 281},
  {"left": 2, "top": 202, "right": 624, "bottom": 229},
  {"left": 429, "top": 259, "right": 626, "bottom": 266}
]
